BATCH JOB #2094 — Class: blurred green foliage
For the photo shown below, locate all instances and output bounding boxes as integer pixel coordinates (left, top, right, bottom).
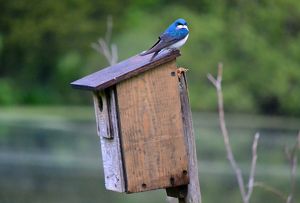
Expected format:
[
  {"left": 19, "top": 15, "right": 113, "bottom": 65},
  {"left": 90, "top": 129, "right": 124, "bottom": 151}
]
[{"left": 1, "top": 0, "right": 300, "bottom": 115}]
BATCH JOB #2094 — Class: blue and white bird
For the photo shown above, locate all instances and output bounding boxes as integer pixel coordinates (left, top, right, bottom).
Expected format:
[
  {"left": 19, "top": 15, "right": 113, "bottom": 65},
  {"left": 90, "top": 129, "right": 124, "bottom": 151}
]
[{"left": 140, "top": 18, "right": 189, "bottom": 56}]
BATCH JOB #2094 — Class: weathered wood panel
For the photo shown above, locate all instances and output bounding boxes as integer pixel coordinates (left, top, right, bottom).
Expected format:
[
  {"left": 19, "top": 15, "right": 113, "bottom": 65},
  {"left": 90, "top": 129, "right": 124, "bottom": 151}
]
[
  {"left": 93, "top": 88, "right": 125, "bottom": 192},
  {"left": 71, "top": 50, "right": 180, "bottom": 91},
  {"left": 116, "top": 60, "right": 189, "bottom": 193},
  {"left": 179, "top": 73, "right": 202, "bottom": 203},
  {"left": 93, "top": 91, "right": 112, "bottom": 139}
]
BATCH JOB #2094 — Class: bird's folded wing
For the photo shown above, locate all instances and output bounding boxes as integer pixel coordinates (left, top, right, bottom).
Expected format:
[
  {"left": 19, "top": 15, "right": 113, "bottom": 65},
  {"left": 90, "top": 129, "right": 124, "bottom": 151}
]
[{"left": 140, "top": 33, "right": 183, "bottom": 56}]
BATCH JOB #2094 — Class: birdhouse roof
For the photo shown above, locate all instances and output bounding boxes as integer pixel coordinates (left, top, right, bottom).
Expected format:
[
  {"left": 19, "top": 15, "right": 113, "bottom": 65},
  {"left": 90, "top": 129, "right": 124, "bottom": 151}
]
[{"left": 70, "top": 50, "right": 180, "bottom": 91}]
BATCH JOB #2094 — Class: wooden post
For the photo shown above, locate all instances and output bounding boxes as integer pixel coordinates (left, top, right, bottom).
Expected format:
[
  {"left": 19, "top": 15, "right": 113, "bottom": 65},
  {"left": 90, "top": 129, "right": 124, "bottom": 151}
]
[
  {"left": 166, "top": 72, "right": 201, "bottom": 203},
  {"left": 179, "top": 72, "right": 202, "bottom": 203}
]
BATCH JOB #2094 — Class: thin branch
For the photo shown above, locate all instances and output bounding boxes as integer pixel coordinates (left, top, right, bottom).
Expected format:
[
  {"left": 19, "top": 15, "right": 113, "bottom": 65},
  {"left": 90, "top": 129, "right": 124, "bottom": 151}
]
[
  {"left": 207, "top": 63, "right": 246, "bottom": 201},
  {"left": 91, "top": 16, "right": 118, "bottom": 66},
  {"left": 207, "top": 63, "right": 260, "bottom": 203},
  {"left": 245, "top": 132, "right": 260, "bottom": 202},
  {"left": 286, "top": 131, "right": 300, "bottom": 203},
  {"left": 255, "top": 131, "right": 299, "bottom": 203},
  {"left": 207, "top": 73, "right": 217, "bottom": 87},
  {"left": 111, "top": 44, "right": 118, "bottom": 65},
  {"left": 253, "top": 182, "right": 287, "bottom": 201},
  {"left": 100, "top": 39, "right": 112, "bottom": 61}
]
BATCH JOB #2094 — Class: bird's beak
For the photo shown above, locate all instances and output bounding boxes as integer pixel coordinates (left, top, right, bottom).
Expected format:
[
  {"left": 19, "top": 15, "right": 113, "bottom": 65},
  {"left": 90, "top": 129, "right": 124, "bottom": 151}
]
[{"left": 176, "top": 25, "right": 189, "bottom": 31}]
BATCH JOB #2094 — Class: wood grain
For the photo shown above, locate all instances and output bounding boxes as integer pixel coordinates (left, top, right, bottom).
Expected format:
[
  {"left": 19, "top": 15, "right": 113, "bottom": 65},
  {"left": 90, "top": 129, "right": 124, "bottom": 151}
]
[
  {"left": 71, "top": 49, "right": 180, "bottom": 91},
  {"left": 116, "top": 60, "right": 189, "bottom": 193},
  {"left": 93, "top": 91, "right": 112, "bottom": 139},
  {"left": 93, "top": 88, "right": 125, "bottom": 192},
  {"left": 179, "top": 73, "right": 202, "bottom": 203}
]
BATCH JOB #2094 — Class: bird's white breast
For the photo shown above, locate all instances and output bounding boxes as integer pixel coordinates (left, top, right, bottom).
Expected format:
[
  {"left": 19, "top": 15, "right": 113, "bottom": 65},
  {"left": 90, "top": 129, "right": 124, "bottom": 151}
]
[
  {"left": 176, "top": 25, "right": 189, "bottom": 31},
  {"left": 169, "top": 34, "right": 189, "bottom": 49}
]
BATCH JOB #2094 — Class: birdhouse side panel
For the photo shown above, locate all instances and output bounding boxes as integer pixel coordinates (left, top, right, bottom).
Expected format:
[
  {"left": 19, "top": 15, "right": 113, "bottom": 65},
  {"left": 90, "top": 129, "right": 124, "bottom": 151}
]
[
  {"left": 116, "top": 60, "right": 189, "bottom": 193},
  {"left": 93, "top": 89, "right": 125, "bottom": 192},
  {"left": 93, "top": 91, "right": 113, "bottom": 139}
]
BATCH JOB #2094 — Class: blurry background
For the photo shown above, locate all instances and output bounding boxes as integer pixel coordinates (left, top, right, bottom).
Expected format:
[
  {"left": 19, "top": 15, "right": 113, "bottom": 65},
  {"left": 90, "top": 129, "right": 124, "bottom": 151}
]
[{"left": 0, "top": 0, "right": 299, "bottom": 202}]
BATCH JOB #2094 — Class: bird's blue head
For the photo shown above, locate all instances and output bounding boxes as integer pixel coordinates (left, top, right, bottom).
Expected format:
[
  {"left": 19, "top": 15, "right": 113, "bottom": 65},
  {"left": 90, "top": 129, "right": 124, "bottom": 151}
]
[
  {"left": 174, "top": 18, "right": 188, "bottom": 27},
  {"left": 165, "top": 18, "right": 189, "bottom": 38}
]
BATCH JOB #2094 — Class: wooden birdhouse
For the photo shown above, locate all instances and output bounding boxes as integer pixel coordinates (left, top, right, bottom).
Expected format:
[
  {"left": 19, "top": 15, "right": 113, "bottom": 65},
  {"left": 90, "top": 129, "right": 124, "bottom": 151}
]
[{"left": 71, "top": 50, "right": 193, "bottom": 194}]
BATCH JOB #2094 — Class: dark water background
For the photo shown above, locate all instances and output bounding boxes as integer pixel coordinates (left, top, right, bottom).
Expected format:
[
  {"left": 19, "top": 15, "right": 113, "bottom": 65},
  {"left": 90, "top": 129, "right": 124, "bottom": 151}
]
[{"left": 0, "top": 107, "right": 299, "bottom": 203}]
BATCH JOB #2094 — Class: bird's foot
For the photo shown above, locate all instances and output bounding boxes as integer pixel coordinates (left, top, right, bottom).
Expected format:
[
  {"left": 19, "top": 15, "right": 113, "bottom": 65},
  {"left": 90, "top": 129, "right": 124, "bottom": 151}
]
[{"left": 177, "top": 67, "right": 188, "bottom": 77}]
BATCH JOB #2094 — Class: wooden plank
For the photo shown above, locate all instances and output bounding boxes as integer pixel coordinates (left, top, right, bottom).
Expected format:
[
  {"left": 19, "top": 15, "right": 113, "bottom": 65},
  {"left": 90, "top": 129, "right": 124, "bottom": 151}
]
[
  {"left": 71, "top": 49, "right": 180, "bottom": 91},
  {"left": 93, "top": 88, "right": 125, "bottom": 192},
  {"left": 179, "top": 73, "right": 202, "bottom": 203},
  {"left": 93, "top": 90, "right": 112, "bottom": 139},
  {"left": 116, "top": 60, "right": 189, "bottom": 193}
]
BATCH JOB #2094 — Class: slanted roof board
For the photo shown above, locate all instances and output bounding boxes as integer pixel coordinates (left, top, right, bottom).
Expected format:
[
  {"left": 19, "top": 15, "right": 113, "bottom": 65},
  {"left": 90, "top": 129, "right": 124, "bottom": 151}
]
[{"left": 70, "top": 50, "right": 180, "bottom": 91}]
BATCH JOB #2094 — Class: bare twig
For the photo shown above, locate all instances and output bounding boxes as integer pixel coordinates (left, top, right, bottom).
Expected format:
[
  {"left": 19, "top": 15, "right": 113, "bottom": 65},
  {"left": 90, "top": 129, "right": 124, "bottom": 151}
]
[
  {"left": 91, "top": 15, "right": 118, "bottom": 66},
  {"left": 245, "top": 132, "right": 260, "bottom": 202},
  {"left": 253, "top": 131, "right": 299, "bottom": 203},
  {"left": 209, "top": 64, "right": 299, "bottom": 203},
  {"left": 253, "top": 182, "right": 287, "bottom": 201},
  {"left": 286, "top": 131, "right": 300, "bottom": 203},
  {"left": 207, "top": 63, "right": 260, "bottom": 203}
]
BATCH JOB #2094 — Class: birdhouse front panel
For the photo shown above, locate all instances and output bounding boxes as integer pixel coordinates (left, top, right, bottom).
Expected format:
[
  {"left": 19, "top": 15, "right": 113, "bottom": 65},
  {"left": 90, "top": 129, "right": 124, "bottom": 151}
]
[{"left": 116, "top": 60, "right": 189, "bottom": 193}]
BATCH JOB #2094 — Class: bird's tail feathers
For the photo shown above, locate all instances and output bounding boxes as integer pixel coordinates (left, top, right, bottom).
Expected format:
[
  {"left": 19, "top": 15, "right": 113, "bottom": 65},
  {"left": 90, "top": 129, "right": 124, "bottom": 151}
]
[{"left": 140, "top": 49, "right": 156, "bottom": 56}]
